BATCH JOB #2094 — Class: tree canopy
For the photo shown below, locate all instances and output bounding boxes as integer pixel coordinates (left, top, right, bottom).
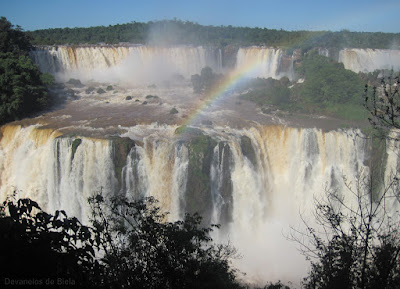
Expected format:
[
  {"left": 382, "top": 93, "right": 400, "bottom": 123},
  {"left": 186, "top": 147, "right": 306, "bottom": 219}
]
[
  {"left": 0, "top": 16, "right": 32, "bottom": 54},
  {"left": 238, "top": 52, "right": 368, "bottom": 120},
  {"left": 298, "top": 52, "right": 365, "bottom": 105},
  {"left": 364, "top": 74, "right": 400, "bottom": 136},
  {"left": 89, "top": 194, "right": 243, "bottom": 289},
  {"left": 0, "top": 17, "right": 52, "bottom": 124},
  {"left": 291, "top": 174, "right": 400, "bottom": 289},
  {"left": 0, "top": 194, "right": 244, "bottom": 289},
  {"left": 191, "top": 67, "right": 223, "bottom": 94},
  {"left": 0, "top": 197, "right": 101, "bottom": 288}
]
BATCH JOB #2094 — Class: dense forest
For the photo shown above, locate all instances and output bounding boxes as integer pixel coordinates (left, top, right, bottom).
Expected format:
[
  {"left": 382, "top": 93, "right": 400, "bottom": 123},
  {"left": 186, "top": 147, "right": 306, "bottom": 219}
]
[
  {"left": 0, "top": 17, "right": 53, "bottom": 125},
  {"left": 28, "top": 19, "right": 400, "bottom": 50}
]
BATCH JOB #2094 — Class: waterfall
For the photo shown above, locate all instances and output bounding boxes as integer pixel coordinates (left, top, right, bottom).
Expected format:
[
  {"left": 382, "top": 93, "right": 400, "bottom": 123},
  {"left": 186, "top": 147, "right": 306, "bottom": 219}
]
[
  {"left": 30, "top": 45, "right": 223, "bottom": 83},
  {"left": 383, "top": 130, "right": 400, "bottom": 214},
  {"left": 0, "top": 123, "right": 379, "bottom": 284},
  {"left": 234, "top": 47, "right": 400, "bottom": 77},
  {"left": 0, "top": 125, "right": 117, "bottom": 223},
  {"left": 235, "top": 47, "right": 294, "bottom": 80},
  {"left": 30, "top": 46, "right": 131, "bottom": 75},
  {"left": 31, "top": 45, "right": 400, "bottom": 84},
  {"left": 221, "top": 126, "right": 368, "bottom": 283},
  {"left": 210, "top": 142, "right": 233, "bottom": 226},
  {"left": 338, "top": 48, "right": 400, "bottom": 73}
]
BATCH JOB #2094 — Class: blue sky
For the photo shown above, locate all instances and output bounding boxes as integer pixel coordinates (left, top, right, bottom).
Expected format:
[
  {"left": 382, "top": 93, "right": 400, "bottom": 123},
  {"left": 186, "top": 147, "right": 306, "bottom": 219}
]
[{"left": 1, "top": 0, "right": 399, "bottom": 33}]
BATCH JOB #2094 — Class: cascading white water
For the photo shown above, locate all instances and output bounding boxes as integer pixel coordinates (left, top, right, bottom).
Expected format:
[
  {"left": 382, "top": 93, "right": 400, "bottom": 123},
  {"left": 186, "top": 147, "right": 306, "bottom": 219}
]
[
  {"left": 31, "top": 45, "right": 294, "bottom": 82},
  {"left": 30, "top": 45, "right": 222, "bottom": 83},
  {"left": 193, "top": 125, "right": 368, "bottom": 284},
  {"left": 122, "top": 139, "right": 184, "bottom": 220},
  {"left": 235, "top": 47, "right": 294, "bottom": 80},
  {"left": 382, "top": 130, "right": 400, "bottom": 214},
  {"left": 30, "top": 46, "right": 132, "bottom": 75},
  {"left": 235, "top": 47, "right": 400, "bottom": 78},
  {"left": 31, "top": 45, "right": 400, "bottom": 84},
  {"left": 338, "top": 48, "right": 400, "bottom": 73},
  {"left": 0, "top": 125, "right": 117, "bottom": 223},
  {"left": 120, "top": 125, "right": 189, "bottom": 220},
  {"left": 0, "top": 123, "right": 377, "bottom": 285},
  {"left": 210, "top": 142, "right": 229, "bottom": 225}
]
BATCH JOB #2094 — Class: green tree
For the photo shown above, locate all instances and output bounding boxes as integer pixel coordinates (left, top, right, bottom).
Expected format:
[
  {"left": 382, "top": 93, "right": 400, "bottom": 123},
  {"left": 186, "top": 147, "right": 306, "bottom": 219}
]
[
  {"left": 0, "top": 17, "right": 53, "bottom": 124},
  {"left": 200, "top": 66, "right": 214, "bottom": 91},
  {"left": 291, "top": 174, "right": 400, "bottom": 289},
  {"left": 299, "top": 52, "right": 364, "bottom": 105},
  {"left": 239, "top": 77, "right": 291, "bottom": 107},
  {"left": 191, "top": 74, "right": 202, "bottom": 93},
  {"left": 364, "top": 74, "right": 400, "bottom": 134},
  {"left": 88, "top": 194, "right": 243, "bottom": 289},
  {"left": 0, "top": 53, "right": 51, "bottom": 123},
  {"left": 191, "top": 67, "right": 222, "bottom": 94},
  {"left": 0, "top": 196, "right": 102, "bottom": 288},
  {"left": 1, "top": 194, "right": 244, "bottom": 289},
  {"left": 0, "top": 17, "right": 31, "bottom": 55}
]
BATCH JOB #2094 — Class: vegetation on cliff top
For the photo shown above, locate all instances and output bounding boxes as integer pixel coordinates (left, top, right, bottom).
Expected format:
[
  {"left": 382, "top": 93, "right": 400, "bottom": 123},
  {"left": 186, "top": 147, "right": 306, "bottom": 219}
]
[
  {"left": 27, "top": 19, "right": 400, "bottom": 50},
  {"left": 187, "top": 55, "right": 370, "bottom": 121},
  {"left": 239, "top": 52, "right": 371, "bottom": 121}
]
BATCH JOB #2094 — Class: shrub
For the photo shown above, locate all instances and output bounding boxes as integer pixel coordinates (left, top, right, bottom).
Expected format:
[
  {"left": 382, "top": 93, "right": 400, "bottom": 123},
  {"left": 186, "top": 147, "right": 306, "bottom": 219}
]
[
  {"left": 66, "top": 78, "right": 84, "bottom": 87},
  {"left": 291, "top": 175, "right": 400, "bottom": 289},
  {"left": 88, "top": 194, "right": 243, "bottom": 289},
  {"left": 146, "top": 94, "right": 158, "bottom": 99},
  {"left": 0, "top": 197, "right": 101, "bottom": 286},
  {"left": 85, "top": 86, "right": 96, "bottom": 94},
  {"left": 1, "top": 195, "right": 244, "bottom": 289},
  {"left": 169, "top": 107, "right": 179, "bottom": 114},
  {"left": 71, "top": 138, "right": 82, "bottom": 159}
]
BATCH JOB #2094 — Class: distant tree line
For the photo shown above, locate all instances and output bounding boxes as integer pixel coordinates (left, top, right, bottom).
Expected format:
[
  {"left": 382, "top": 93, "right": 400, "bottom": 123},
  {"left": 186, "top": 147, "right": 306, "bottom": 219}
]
[{"left": 27, "top": 19, "right": 400, "bottom": 50}]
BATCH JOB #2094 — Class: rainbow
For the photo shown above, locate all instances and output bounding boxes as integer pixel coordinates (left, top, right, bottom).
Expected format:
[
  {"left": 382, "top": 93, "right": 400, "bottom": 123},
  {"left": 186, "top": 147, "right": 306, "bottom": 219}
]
[
  {"left": 181, "top": 57, "right": 263, "bottom": 128},
  {"left": 179, "top": 27, "right": 351, "bottom": 130}
]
